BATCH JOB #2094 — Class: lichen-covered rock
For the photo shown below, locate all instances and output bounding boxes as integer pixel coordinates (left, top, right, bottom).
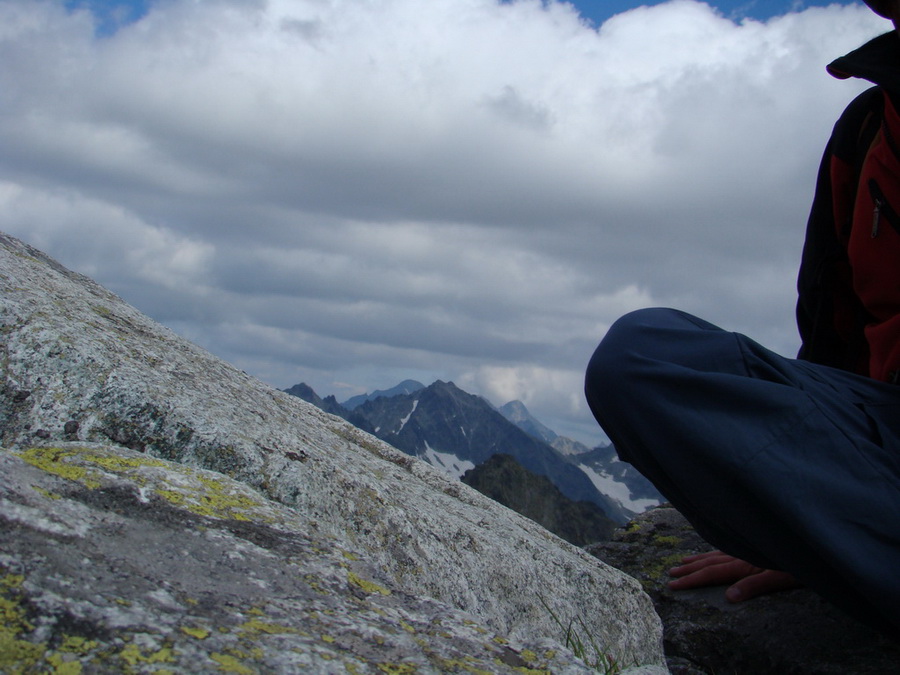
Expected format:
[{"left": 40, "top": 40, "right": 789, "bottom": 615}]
[
  {"left": 1, "top": 442, "right": 605, "bottom": 674},
  {"left": 587, "top": 505, "right": 900, "bottom": 674},
  {"left": 0, "top": 232, "right": 666, "bottom": 673}
]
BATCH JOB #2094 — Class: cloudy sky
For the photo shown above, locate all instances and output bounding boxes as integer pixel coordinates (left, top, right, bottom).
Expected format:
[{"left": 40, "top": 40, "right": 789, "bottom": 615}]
[{"left": 0, "top": 0, "right": 890, "bottom": 446}]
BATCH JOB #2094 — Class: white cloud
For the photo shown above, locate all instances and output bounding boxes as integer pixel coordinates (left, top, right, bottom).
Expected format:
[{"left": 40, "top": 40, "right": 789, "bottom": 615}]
[{"left": 0, "top": 0, "right": 889, "bottom": 445}]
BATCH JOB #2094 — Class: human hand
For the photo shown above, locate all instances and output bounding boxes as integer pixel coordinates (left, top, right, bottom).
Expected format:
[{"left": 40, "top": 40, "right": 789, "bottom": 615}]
[{"left": 667, "top": 550, "right": 800, "bottom": 602}]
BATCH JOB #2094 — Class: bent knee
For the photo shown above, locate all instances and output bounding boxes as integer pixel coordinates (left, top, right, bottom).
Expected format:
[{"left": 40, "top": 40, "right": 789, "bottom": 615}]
[
  {"left": 585, "top": 307, "right": 706, "bottom": 403},
  {"left": 587, "top": 308, "right": 679, "bottom": 373}
]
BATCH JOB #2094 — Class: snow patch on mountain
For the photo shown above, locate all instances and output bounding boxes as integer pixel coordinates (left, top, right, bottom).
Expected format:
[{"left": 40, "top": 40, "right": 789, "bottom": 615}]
[
  {"left": 423, "top": 443, "right": 475, "bottom": 480},
  {"left": 578, "top": 464, "right": 660, "bottom": 515},
  {"left": 399, "top": 399, "right": 419, "bottom": 433}
]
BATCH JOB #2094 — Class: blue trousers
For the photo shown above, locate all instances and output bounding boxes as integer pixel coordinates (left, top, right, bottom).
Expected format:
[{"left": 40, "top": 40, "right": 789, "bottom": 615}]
[{"left": 584, "top": 308, "right": 900, "bottom": 635}]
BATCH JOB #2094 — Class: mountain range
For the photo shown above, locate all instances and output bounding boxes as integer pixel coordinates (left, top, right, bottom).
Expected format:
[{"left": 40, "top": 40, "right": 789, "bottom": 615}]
[{"left": 285, "top": 379, "right": 662, "bottom": 529}]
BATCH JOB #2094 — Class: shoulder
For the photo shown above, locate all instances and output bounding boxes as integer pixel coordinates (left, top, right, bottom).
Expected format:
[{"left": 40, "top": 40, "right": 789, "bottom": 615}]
[{"left": 829, "top": 87, "right": 884, "bottom": 163}]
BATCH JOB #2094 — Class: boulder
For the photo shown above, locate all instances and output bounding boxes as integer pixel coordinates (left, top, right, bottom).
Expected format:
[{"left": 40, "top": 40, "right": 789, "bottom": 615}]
[
  {"left": 587, "top": 505, "right": 900, "bottom": 674},
  {"left": 0, "top": 232, "right": 666, "bottom": 673},
  {"left": 461, "top": 453, "right": 617, "bottom": 546}
]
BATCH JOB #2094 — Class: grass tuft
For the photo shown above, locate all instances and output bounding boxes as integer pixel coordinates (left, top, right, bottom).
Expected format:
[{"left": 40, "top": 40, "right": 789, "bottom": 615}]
[{"left": 538, "top": 596, "right": 621, "bottom": 675}]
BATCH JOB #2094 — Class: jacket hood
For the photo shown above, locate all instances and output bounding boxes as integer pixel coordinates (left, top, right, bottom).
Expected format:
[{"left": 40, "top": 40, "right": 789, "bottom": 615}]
[{"left": 828, "top": 31, "right": 900, "bottom": 95}]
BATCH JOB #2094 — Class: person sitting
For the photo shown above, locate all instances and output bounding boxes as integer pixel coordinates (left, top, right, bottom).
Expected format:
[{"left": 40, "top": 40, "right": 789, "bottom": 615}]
[{"left": 584, "top": 0, "right": 900, "bottom": 637}]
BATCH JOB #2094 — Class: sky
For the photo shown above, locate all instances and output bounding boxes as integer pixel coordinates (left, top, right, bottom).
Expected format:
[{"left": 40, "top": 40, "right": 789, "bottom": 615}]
[{"left": 0, "top": 0, "right": 890, "bottom": 446}]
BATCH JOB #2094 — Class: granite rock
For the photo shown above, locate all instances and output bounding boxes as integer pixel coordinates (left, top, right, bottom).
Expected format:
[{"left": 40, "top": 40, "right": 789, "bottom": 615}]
[
  {"left": 0, "top": 232, "right": 666, "bottom": 673},
  {"left": 587, "top": 505, "right": 900, "bottom": 674}
]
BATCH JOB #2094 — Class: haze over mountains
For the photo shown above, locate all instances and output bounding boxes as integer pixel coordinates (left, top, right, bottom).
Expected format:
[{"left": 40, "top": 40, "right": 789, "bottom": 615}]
[{"left": 285, "top": 379, "right": 662, "bottom": 530}]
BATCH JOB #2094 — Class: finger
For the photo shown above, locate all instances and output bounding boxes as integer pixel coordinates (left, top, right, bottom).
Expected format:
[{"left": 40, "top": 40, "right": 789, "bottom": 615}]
[
  {"left": 668, "top": 560, "right": 746, "bottom": 589},
  {"left": 668, "top": 553, "right": 736, "bottom": 578},
  {"left": 669, "top": 557, "right": 767, "bottom": 590},
  {"left": 676, "top": 550, "right": 727, "bottom": 564},
  {"left": 726, "top": 570, "right": 800, "bottom": 602}
]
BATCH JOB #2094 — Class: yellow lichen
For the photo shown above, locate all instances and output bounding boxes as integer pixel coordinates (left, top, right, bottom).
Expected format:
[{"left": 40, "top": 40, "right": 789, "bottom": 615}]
[
  {"left": 75, "top": 451, "right": 167, "bottom": 473},
  {"left": 154, "top": 473, "right": 268, "bottom": 522},
  {"left": 435, "top": 657, "right": 491, "bottom": 675},
  {"left": 17, "top": 446, "right": 271, "bottom": 524},
  {"left": 16, "top": 447, "right": 101, "bottom": 489},
  {"left": 2, "top": 574, "right": 25, "bottom": 591},
  {"left": 59, "top": 635, "right": 99, "bottom": 653},
  {"left": 0, "top": 629, "right": 45, "bottom": 673},
  {"left": 347, "top": 572, "right": 391, "bottom": 596},
  {"left": 237, "top": 618, "right": 298, "bottom": 638},
  {"left": 377, "top": 663, "right": 417, "bottom": 674},
  {"left": 507, "top": 665, "right": 550, "bottom": 675},
  {"left": 117, "top": 642, "right": 175, "bottom": 667},
  {"left": 0, "top": 571, "right": 46, "bottom": 674},
  {"left": 210, "top": 652, "right": 254, "bottom": 674},
  {"left": 46, "top": 652, "right": 83, "bottom": 674},
  {"left": 32, "top": 486, "right": 62, "bottom": 500},
  {"left": 180, "top": 626, "right": 210, "bottom": 640}
]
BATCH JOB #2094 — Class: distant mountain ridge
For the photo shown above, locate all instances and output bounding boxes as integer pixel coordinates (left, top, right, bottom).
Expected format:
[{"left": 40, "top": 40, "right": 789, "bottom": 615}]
[
  {"left": 286, "top": 379, "right": 663, "bottom": 528},
  {"left": 497, "top": 400, "right": 558, "bottom": 445},
  {"left": 342, "top": 379, "right": 425, "bottom": 410}
]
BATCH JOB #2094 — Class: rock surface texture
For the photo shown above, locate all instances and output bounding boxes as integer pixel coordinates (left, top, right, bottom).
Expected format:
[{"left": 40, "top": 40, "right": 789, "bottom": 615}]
[
  {"left": 0, "top": 232, "right": 666, "bottom": 673},
  {"left": 587, "top": 504, "right": 900, "bottom": 674}
]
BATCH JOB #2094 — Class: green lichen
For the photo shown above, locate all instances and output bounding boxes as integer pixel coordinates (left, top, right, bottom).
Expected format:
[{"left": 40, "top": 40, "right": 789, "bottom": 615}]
[
  {"left": 652, "top": 535, "right": 682, "bottom": 547},
  {"left": 640, "top": 552, "right": 686, "bottom": 589}
]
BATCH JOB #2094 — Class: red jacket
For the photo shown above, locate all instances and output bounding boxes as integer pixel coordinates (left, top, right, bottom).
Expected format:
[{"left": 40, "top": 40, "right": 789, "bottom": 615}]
[{"left": 797, "top": 31, "right": 900, "bottom": 382}]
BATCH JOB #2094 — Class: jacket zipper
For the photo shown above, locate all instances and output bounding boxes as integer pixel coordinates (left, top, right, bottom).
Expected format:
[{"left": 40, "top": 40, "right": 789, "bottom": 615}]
[
  {"left": 873, "top": 196, "right": 882, "bottom": 238},
  {"left": 868, "top": 179, "right": 900, "bottom": 238}
]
